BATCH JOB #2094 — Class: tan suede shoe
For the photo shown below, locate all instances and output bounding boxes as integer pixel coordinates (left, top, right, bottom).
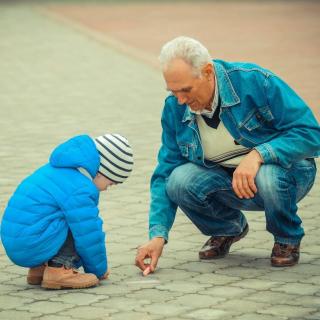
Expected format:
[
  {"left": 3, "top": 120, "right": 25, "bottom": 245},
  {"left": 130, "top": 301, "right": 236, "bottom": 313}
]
[
  {"left": 27, "top": 265, "right": 46, "bottom": 285},
  {"left": 41, "top": 266, "right": 99, "bottom": 289}
]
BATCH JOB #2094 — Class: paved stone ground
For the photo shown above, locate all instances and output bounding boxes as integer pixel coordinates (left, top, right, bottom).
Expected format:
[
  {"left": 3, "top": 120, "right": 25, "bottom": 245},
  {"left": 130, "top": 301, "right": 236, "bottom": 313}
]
[{"left": 0, "top": 2, "right": 319, "bottom": 320}]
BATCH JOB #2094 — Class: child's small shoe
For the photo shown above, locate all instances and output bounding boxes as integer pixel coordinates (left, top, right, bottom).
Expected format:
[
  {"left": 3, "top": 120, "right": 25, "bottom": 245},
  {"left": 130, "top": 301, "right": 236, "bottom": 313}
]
[
  {"left": 27, "top": 265, "right": 46, "bottom": 285},
  {"left": 41, "top": 265, "right": 99, "bottom": 289}
]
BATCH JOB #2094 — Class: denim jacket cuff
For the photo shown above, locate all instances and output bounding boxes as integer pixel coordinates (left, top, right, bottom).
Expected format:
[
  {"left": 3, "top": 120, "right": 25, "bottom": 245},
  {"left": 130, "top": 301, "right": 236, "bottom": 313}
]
[
  {"left": 255, "top": 144, "right": 278, "bottom": 164},
  {"left": 149, "top": 225, "right": 169, "bottom": 243}
]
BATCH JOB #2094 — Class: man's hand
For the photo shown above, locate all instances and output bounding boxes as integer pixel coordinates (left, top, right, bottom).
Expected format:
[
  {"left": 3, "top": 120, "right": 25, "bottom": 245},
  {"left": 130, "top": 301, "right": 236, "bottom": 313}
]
[
  {"left": 135, "top": 237, "right": 165, "bottom": 276},
  {"left": 232, "top": 149, "right": 263, "bottom": 199}
]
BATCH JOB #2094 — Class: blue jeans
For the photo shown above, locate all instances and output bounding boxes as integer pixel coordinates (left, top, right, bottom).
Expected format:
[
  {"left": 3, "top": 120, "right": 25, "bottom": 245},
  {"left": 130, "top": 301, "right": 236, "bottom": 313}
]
[
  {"left": 50, "top": 231, "right": 80, "bottom": 268},
  {"left": 166, "top": 159, "right": 317, "bottom": 245}
]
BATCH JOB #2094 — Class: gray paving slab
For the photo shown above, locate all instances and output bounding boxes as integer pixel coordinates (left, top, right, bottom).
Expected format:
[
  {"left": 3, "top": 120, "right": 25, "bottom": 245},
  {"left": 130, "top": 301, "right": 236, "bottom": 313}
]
[{"left": 0, "top": 2, "right": 319, "bottom": 320}]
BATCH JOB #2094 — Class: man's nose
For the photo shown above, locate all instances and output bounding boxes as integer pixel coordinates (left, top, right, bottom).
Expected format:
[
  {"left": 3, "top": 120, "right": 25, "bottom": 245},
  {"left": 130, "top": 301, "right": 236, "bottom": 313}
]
[{"left": 176, "top": 92, "right": 187, "bottom": 105}]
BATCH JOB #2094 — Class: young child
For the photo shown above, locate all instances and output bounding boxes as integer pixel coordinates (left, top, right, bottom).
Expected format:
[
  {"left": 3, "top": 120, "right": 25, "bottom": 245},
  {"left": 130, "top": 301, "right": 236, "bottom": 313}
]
[{"left": 1, "top": 133, "right": 133, "bottom": 289}]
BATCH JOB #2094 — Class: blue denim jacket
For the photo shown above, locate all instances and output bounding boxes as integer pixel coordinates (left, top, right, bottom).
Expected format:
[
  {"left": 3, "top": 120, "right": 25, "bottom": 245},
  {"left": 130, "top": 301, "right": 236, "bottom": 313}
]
[{"left": 149, "top": 59, "right": 320, "bottom": 241}]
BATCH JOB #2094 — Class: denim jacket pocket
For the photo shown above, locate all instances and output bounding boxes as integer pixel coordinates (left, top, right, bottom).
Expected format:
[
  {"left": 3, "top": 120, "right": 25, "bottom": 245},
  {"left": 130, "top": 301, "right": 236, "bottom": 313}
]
[
  {"left": 243, "top": 113, "right": 262, "bottom": 131},
  {"left": 178, "top": 143, "right": 195, "bottom": 161},
  {"left": 241, "top": 107, "right": 274, "bottom": 132},
  {"left": 178, "top": 144, "right": 189, "bottom": 158}
]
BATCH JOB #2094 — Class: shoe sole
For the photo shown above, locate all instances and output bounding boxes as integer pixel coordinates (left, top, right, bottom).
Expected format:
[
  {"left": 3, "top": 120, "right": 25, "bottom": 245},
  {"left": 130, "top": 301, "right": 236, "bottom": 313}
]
[
  {"left": 199, "top": 224, "right": 249, "bottom": 261},
  {"left": 41, "top": 279, "right": 99, "bottom": 290},
  {"left": 271, "top": 260, "right": 299, "bottom": 267}
]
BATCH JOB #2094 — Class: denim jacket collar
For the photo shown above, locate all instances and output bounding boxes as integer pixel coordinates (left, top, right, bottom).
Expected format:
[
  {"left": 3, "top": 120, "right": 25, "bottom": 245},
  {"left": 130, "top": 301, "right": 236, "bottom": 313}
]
[
  {"left": 182, "top": 61, "right": 240, "bottom": 123},
  {"left": 214, "top": 61, "right": 240, "bottom": 108}
]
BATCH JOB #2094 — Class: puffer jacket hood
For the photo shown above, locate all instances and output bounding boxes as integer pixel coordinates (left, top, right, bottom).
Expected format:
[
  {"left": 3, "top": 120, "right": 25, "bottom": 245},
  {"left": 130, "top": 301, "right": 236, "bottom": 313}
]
[{"left": 50, "top": 135, "right": 100, "bottom": 178}]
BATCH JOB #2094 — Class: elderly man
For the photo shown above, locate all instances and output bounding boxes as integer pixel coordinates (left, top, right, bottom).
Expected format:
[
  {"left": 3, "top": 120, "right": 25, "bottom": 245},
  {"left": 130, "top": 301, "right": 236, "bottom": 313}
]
[{"left": 135, "top": 36, "right": 320, "bottom": 275}]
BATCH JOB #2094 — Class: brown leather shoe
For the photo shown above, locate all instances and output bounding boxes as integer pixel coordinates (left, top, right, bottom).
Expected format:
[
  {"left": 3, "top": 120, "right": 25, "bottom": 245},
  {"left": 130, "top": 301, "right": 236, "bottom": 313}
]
[
  {"left": 27, "top": 265, "right": 46, "bottom": 285},
  {"left": 41, "top": 266, "right": 99, "bottom": 289},
  {"left": 271, "top": 242, "right": 300, "bottom": 267},
  {"left": 199, "top": 224, "right": 249, "bottom": 260}
]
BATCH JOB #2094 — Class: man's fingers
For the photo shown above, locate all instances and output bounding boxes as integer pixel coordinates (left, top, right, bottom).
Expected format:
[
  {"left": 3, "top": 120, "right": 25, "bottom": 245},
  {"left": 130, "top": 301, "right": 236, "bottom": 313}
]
[
  {"left": 232, "top": 173, "right": 244, "bottom": 199},
  {"left": 248, "top": 176, "right": 257, "bottom": 194},
  {"left": 141, "top": 254, "right": 159, "bottom": 276},
  {"left": 149, "top": 254, "right": 159, "bottom": 272},
  {"left": 233, "top": 171, "right": 257, "bottom": 199},
  {"left": 135, "top": 250, "right": 149, "bottom": 271},
  {"left": 242, "top": 176, "right": 254, "bottom": 198},
  {"left": 136, "top": 238, "right": 164, "bottom": 276},
  {"left": 232, "top": 176, "right": 242, "bottom": 198},
  {"left": 135, "top": 258, "right": 146, "bottom": 271}
]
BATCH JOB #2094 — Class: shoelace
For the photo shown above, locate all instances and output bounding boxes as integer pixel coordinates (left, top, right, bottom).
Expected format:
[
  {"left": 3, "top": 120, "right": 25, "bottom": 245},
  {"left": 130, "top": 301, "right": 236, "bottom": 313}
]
[
  {"left": 209, "top": 236, "right": 227, "bottom": 246},
  {"left": 273, "top": 243, "right": 290, "bottom": 256},
  {"left": 62, "top": 265, "right": 79, "bottom": 274}
]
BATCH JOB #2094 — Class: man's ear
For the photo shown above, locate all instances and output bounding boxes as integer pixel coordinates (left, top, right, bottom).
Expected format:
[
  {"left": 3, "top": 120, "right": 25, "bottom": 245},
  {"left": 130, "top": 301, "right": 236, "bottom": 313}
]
[{"left": 202, "top": 63, "right": 214, "bottom": 79}]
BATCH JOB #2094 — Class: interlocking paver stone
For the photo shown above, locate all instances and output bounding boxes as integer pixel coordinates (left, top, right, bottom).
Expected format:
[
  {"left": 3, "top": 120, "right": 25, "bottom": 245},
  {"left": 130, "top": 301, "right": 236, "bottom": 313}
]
[
  {"left": 126, "top": 288, "right": 183, "bottom": 303},
  {"left": 172, "top": 294, "right": 225, "bottom": 308},
  {"left": 306, "top": 312, "right": 320, "bottom": 320},
  {"left": 17, "top": 301, "right": 75, "bottom": 314},
  {"left": 191, "top": 273, "right": 241, "bottom": 285},
  {"left": 50, "top": 292, "right": 105, "bottom": 305},
  {"left": 135, "top": 302, "right": 192, "bottom": 317},
  {"left": 33, "top": 316, "right": 73, "bottom": 320},
  {"left": 259, "top": 305, "right": 317, "bottom": 318},
  {"left": 0, "top": 295, "right": 33, "bottom": 310},
  {"left": 92, "top": 296, "right": 151, "bottom": 310},
  {"left": 270, "top": 283, "right": 319, "bottom": 295},
  {"left": 62, "top": 306, "right": 118, "bottom": 319},
  {"left": 199, "top": 286, "right": 256, "bottom": 298},
  {"left": 229, "top": 278, "right": 280, "bottom": 290},
  {"left": 244, "top": 291, "right": 301, "bottom": 305},
  {"left": 0, "top": 310, "right": 42, "bottom": 320},
  {"left": 183, "top": 308, "right": 229, "bottom": 320},
  {"left": 156, "top": 280, "right": 211, "bottom": 293},
  {"left": 105, "top": 311, "right": 162, "bottom": 320},
  {"left": 217, "top": 299, "right": 271, "bottom": 314},
  {"left": 236, "top": 314, "right": 287, "bottom": 320}
]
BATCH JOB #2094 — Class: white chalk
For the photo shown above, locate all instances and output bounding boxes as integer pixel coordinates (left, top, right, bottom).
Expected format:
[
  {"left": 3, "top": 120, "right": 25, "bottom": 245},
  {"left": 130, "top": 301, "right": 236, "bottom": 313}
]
[{"left": 143, "top": 266, "right": 151, "bottom": 276}]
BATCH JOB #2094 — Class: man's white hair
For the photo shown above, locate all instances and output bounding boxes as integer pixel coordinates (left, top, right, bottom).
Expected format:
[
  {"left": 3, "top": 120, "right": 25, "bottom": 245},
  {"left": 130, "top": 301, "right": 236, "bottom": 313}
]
[{"left": 159, "top": 36, "right": 212, "bottom": 76}]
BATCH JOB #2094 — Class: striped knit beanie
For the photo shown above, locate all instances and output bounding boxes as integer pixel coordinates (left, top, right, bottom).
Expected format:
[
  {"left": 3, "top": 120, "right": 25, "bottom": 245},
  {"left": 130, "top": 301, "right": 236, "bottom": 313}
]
[{"left": 94, "top": 133, "right": 133, "bottom": 183}]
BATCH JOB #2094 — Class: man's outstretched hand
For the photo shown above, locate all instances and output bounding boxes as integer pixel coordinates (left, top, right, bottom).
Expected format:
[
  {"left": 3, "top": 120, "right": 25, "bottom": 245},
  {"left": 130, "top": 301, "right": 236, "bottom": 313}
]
[{"left": 135, "top": 237, "right": 165, "bottom": 276}]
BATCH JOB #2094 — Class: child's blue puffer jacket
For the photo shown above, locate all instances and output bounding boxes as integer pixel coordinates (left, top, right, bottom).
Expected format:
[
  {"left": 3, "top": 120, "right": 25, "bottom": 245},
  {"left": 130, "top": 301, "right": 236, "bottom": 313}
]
[{"left": 1, "top": 135, "right": 107, "bottom": 278}]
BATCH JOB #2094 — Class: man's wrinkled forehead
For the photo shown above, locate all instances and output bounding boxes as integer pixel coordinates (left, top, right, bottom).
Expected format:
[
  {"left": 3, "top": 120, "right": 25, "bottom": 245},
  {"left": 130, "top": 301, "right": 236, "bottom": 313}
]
[{"left": 163, "top": 60, "right": 198, "bottom": 91}]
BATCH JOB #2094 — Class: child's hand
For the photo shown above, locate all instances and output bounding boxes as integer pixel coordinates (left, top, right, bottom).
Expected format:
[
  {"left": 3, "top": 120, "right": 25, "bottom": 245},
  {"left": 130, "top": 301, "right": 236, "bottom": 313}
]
[{"left": 99, "top": 270, "right": 110, "bottom": 280}]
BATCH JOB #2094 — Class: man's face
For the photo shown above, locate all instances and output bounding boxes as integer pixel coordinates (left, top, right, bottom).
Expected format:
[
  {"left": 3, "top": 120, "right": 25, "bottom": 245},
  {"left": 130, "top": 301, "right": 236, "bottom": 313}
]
[{"left": 163, "top": 59, "right": 215, "bottom": 112}]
